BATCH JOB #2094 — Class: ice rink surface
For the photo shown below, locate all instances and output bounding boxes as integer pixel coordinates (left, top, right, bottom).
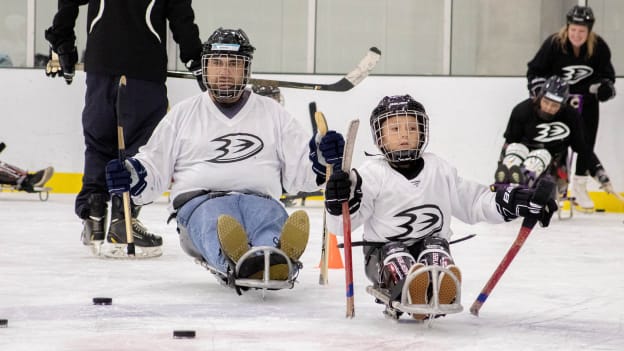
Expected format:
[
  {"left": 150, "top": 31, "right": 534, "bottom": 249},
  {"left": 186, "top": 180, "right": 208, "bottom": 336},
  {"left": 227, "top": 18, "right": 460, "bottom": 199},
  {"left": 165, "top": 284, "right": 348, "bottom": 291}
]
[{"left": 1, "top": 192, "right": 623, "bottom": 351}]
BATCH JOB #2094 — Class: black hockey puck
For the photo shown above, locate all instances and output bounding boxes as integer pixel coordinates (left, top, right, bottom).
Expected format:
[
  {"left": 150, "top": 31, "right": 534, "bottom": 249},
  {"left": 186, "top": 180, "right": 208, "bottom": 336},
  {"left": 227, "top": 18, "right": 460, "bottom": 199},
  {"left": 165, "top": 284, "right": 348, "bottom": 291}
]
[
  {"left": 0, "top": 319, "right": 7, "bottom": 328},
  {"left": 596, "top": 209, "right": 605, "bottom": 212},
  {"left": 173, "top": 330, "right": 196, "bottom": 339},
  {"left": 92, "top": 297, "right": 113, "bottom": 305}
]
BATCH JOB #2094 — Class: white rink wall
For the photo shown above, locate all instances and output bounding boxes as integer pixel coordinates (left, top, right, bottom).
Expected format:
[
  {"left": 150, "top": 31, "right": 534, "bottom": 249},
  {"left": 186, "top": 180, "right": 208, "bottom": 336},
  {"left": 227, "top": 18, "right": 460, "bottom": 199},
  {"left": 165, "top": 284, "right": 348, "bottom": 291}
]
[{"left": 0, "top": 68, "right": 622, "bottom": 191}]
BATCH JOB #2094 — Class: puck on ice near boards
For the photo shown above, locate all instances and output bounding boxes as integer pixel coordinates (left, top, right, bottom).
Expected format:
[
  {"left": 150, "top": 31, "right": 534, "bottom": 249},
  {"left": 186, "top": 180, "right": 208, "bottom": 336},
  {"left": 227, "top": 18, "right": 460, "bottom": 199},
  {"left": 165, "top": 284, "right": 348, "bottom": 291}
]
[
  {"left": 0, "top": 319, "right": 7, "bottom": 328},
  {"left": 173, "top": 330, "right": 196, "bottom": 339},
  {"left": 92, "top": 297, "right": 113, "bottom": 305},
  {"left": 595, "top": 208, "right": 605, "bottom": 212}
]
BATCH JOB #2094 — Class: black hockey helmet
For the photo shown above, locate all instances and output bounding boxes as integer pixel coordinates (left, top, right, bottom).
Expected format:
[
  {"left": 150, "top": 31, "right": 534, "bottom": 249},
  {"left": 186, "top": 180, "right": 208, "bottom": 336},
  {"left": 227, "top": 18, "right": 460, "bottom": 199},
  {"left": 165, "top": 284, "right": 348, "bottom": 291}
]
[
  {"left": 370, "top": 95, "right": 429, "bottom": 162},
  {"left": 541, "top": 75, "right": 570, "bottom": 104},
  {"left": 566, "top": 6, "right": 595, "bottom": 31},
  {"left": 202, "top": 28, "right": 255, "bottom": 58},
  {"left": 201, "top": 28, "right": 255, "bottom": 102}
]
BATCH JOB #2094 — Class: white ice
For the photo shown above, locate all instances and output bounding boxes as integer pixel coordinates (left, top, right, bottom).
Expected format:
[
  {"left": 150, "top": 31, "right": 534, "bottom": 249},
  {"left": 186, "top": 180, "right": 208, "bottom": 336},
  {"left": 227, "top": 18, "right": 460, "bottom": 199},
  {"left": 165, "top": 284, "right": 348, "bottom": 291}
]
[{"left": 1, "top": 192, "right": 623, "bottom": 351}]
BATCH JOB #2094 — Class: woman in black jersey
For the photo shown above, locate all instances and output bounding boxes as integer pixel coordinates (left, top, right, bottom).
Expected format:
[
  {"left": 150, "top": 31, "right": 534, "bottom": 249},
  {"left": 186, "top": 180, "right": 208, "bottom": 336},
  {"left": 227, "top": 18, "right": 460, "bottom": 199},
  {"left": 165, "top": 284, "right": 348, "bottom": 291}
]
[{"left": 526, "top": 5, "right": 616, "bottom": 210}]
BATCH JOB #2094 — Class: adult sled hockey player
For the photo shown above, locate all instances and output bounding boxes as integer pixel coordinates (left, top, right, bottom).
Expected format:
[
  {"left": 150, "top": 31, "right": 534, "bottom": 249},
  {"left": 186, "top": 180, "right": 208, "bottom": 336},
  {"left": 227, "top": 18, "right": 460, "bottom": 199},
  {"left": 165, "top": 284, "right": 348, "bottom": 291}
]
[
  {"left": 494, "top": 75, "right": 616, "bottom": 200},
  {"left": 527, "top": 5, "right": 616, "bottom": 210},
  {"left": 105, "top": 28, "right": 344, "bottom": 293},
  {"left": 323, "top": 95, "right": 557, "bottom": 321}
]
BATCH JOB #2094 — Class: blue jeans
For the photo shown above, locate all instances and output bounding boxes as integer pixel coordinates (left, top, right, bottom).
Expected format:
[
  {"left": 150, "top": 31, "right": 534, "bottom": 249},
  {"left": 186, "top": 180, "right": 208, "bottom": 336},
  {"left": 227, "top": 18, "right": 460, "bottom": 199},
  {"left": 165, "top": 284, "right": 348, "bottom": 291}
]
[{"left": 176, "top": 193, "right": 288, "bottom": 273}]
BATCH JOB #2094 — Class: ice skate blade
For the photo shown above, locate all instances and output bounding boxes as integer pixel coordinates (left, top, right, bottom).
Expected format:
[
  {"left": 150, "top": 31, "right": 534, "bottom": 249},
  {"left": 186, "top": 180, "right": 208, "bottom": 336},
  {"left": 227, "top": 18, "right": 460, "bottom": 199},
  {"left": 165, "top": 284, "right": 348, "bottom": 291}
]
[{"left": 100, "top": 243, "right": 162, "bottom": 259}]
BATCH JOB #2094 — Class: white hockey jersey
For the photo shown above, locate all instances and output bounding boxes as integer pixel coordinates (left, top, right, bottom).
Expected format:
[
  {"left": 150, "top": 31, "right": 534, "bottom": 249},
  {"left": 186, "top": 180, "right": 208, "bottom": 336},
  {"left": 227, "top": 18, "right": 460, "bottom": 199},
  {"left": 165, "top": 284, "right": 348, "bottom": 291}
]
[
  {"left": 326, "top": 153, "right": 504, "bottom": 244},
  {"left": 131, "top": 91, "right": 320, "bottom": 210}
]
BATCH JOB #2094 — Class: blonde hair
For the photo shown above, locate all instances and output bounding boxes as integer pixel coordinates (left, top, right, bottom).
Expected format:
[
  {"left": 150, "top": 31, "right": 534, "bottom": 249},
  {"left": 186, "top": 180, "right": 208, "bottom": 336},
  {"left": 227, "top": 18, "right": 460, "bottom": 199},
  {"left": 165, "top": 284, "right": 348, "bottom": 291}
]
[{"left": 553, "top": 25, "right": 597, "bottom": 59}]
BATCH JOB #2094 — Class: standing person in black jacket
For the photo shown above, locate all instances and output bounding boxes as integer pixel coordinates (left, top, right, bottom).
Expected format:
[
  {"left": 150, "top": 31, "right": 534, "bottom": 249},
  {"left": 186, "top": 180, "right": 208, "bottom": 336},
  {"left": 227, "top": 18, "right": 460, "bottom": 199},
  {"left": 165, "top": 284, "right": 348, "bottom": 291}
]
[
  {"left": 44, "top": 0, "right": 205, "bottom": 258},
  {"left": 526, "top": 5, "right": 616, "bottom": 210}
]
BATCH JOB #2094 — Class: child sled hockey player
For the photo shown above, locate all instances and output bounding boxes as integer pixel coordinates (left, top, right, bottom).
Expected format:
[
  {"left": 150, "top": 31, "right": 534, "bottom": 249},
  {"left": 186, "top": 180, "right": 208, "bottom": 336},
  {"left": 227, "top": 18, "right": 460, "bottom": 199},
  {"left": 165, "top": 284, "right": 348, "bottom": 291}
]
[
  {"left": 494, "top": 75, "right": 618, "bottom": 216},
  {"left": 105, "top": 28, "right": 344, "bottom": 293},
  {"left": 324, "top": 95, "right": 557, "bottom": 321}
]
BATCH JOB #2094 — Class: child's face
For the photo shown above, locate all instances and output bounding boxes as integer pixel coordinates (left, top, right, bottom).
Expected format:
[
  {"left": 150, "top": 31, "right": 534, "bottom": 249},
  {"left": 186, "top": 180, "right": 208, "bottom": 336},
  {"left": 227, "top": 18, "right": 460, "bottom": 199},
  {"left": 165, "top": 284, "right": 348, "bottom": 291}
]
[{"left": 380, "top": 114, "right": 420, "bottom": 152}]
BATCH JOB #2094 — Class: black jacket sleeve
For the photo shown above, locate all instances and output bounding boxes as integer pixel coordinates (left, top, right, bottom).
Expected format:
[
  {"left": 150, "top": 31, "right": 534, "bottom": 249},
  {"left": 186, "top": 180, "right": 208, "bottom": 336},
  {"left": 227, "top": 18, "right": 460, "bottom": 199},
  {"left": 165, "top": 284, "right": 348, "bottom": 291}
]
[
  {"left": 44, "top": 0, "right": 88, "bottom": 49},
  {"left": 594, "top": 36, "right": 616, "bottom": 83},
  {"left": 167, "top": 0, "right": 203, "bottom": 64},
  {"left": 527, "top": 35, "right": 557, "bottom": 83}
]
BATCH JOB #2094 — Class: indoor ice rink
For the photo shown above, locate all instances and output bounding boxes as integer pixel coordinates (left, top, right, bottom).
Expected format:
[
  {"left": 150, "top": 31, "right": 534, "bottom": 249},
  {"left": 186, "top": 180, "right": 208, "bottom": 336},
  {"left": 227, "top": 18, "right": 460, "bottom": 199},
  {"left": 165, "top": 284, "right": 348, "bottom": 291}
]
[{"left": 1, "top": 1, "right": 623, "bottom": 350}]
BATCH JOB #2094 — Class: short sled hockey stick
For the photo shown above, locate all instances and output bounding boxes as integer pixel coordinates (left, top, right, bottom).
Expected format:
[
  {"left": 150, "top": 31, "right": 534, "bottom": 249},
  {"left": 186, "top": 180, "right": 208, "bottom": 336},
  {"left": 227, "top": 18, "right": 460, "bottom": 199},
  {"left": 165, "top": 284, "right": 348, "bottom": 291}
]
[
  {"left": 167, "top": 47, "right": 381, "bottom": 92},
  {"left": 116, "top": 76, "right": 135, "bottom": 256},
  {"left": 341, "top": 119, "right": 360, "bottom": 318},
  {"left": 315, "top": 110, "right": 330, "bottom": 286},
  {"left": 470, "top": 179, "right": 555, "bottom": 316}
]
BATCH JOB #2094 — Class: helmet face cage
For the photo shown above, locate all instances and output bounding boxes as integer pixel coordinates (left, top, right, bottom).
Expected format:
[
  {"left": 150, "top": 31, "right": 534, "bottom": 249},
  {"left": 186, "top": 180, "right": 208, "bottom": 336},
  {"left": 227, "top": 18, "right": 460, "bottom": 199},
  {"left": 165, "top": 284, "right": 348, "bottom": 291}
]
[
  {"left": 567, "top": 6, "right": 595, "bottom": 30},
  {"left": 201, "top": 28, "right": 255, "bottom": 102},
  {"left": 202, "top": 53, "right": 251, "bottom": 102},
  {"left": 371, "top": 110, "right": 429, "bottom": 162}
]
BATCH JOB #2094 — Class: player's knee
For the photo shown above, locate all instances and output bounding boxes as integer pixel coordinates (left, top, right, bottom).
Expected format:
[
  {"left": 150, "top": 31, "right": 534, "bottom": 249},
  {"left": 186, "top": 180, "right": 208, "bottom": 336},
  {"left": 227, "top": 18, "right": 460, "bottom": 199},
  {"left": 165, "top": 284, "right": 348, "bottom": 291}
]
[{"left": 417, "top": 237, "right": 454, "bottom": 267}]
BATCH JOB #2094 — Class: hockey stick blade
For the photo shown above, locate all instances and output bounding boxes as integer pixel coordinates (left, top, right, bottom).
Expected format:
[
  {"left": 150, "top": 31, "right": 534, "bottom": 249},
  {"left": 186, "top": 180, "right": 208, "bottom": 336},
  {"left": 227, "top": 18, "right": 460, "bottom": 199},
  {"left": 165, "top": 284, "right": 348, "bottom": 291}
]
[{"left": 167, "top": 47, "right": 381, "bottom": 92}]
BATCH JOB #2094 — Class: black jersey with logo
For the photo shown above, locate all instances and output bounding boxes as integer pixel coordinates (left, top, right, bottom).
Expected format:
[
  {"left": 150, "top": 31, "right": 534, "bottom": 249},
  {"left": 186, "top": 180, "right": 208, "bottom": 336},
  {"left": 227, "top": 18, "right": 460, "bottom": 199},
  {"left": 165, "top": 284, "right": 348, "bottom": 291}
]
[
  {"left": 503, "top": 99, "right": 599, "bottom": 171},
  {"left": 527, "top": 34, "right": 615, "bottom": 95}
]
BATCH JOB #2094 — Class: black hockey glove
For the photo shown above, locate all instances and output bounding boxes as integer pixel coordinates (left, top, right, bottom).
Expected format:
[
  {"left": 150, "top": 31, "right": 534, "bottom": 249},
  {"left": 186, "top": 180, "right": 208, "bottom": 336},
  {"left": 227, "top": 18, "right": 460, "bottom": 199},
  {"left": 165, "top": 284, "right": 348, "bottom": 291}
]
[
  {"left": 309, "top": 130, "right": 345, "bottom": 181},
  {"left": 324, "top": 169, "right": 362, "bottom": 216},
  {"left": 105, "top": 158, "right": 147, "bottom": 197},
  {"left": 528, "top": 77, "right": 546, "bottom": 99},
  {"left": 596, "top": 79, "right": 616, "bottom": 102},
  {"left": 495, "top": 182, "right": 558, "bottom": 227},
  {"left": 185, "top": 59, "right": 207, "bottom": 92},
  {"left": 45, "top": 44, "right": 78, "bottom": 85}
]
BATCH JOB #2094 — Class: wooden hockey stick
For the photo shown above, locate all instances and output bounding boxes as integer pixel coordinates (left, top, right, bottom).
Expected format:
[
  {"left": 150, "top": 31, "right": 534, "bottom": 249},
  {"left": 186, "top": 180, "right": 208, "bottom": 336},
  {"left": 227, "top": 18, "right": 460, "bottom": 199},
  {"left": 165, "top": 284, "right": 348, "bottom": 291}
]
[
  {"left": 309, "top": 102, "right": 318, "bottom": 135},
  {"left": 116, "top": 76, "right": 135, "bottom": 256},
  {"left": 167, "top": 47, "right": 381, "bottom": 92},
  {"left": 315, "top": 111, "right": 330, "bottom": 285},
  {"left": 470, "top": 179, "right": 555, "bottom": 316},
  {"left": 341, "top": 119, "right": 360, "bottom": 318}
]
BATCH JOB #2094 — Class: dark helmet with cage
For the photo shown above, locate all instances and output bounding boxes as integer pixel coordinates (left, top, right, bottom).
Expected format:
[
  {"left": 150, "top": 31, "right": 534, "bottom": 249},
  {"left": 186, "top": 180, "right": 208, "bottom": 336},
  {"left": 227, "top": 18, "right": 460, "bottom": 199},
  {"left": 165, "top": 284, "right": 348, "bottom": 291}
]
[
  {"left": 201, "top": 28, "right": 256, "bottom": 102},
  {"left": 252, "top": 84, "right": 284, "bottom": 105},
  {"left": 566, "top": 6, "right": 595, "bottom": 31},
  {"left": 370, "top": 95, "right": 429, "bottom": 162},
  {"left": 540, "top": 75, "right": 570, "bottom": 104},
  {"left": 536, "top": 75, "right": 570, "bottom": 120}
]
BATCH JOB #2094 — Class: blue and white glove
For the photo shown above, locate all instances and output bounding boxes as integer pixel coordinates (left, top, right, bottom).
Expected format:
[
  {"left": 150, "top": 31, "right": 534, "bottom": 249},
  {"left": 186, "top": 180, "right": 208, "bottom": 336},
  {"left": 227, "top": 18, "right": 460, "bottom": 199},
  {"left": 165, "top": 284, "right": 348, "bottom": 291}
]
[
  {"left": 309, "top": 131, "right": 345, "bottom": 179},
  {"left": 105, "top": 157, "right": 147, "bottom": 196}
]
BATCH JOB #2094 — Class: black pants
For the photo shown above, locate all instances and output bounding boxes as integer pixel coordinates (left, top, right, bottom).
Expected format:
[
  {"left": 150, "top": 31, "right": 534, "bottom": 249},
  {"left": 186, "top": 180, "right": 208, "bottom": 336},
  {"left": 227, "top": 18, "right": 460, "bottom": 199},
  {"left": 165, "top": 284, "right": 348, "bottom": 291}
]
[
  {"left": 75, "top": 73, "right": 167, "bottom": 218},
  {"left": 574, "top": 95, "right": 599, "bottom": 176}
]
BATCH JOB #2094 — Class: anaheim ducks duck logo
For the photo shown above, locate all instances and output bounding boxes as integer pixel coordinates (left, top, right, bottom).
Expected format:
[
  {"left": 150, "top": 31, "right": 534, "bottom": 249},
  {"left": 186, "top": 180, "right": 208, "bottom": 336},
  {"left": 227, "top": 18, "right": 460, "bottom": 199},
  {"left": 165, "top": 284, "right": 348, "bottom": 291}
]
[
  {"left": 534, "top": 122, "right": 570, "bottom": 143},
  {"left": 206, "top": 133, "right": 264, "bottom": 163},
  {"left": 389, "top": 205, "right": 443, "bottom": 240},
  {"left": 561, "top": 65, "right": 593, "bottom": 85}
]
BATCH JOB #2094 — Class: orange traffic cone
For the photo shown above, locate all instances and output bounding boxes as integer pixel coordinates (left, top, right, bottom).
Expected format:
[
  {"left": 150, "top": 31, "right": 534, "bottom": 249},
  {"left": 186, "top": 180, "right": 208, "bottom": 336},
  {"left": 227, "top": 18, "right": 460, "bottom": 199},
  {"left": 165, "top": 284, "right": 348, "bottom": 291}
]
[{"left": 318, "top": 233, "right": 344, "bottom": 269}]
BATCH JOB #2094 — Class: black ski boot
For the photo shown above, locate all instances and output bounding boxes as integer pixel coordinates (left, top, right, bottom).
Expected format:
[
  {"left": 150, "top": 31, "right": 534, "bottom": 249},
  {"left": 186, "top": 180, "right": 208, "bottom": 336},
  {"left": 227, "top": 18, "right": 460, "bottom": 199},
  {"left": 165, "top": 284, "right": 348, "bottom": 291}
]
[{"left": 105, "top": 195, "right": 163, "bottom": 258}]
